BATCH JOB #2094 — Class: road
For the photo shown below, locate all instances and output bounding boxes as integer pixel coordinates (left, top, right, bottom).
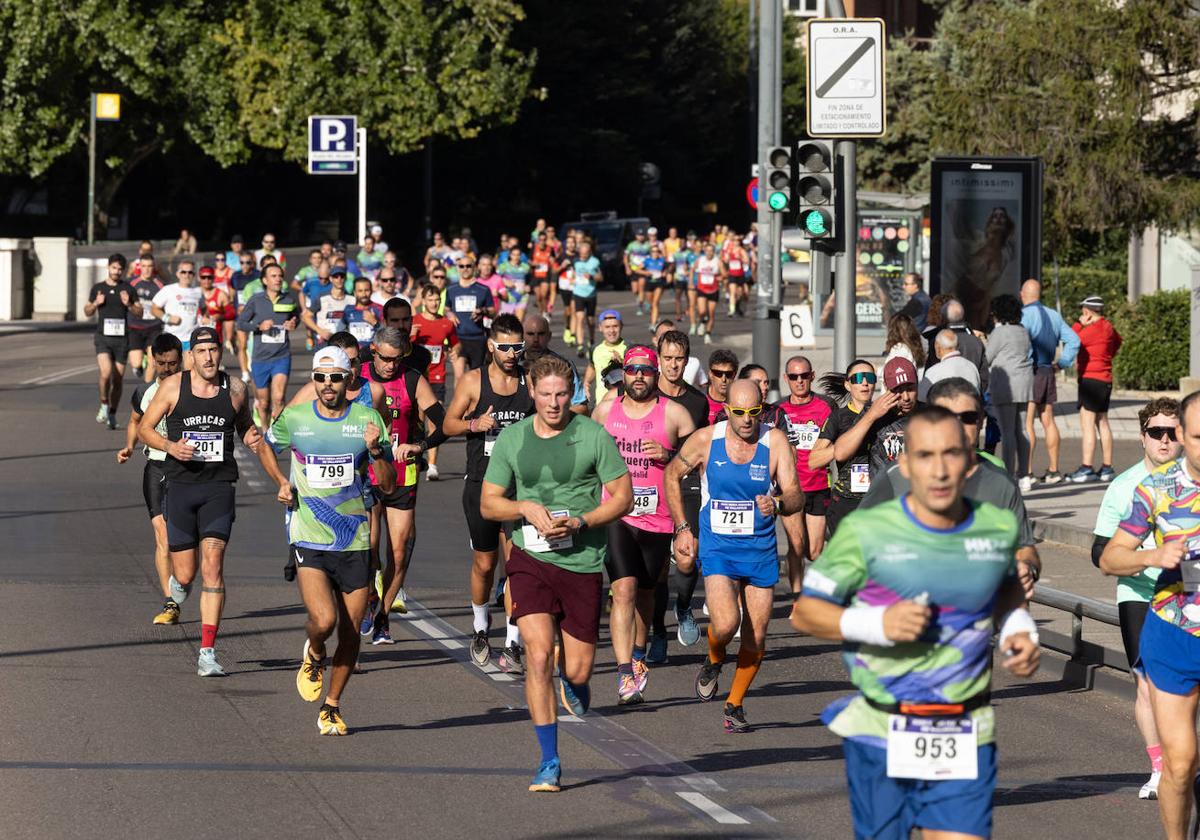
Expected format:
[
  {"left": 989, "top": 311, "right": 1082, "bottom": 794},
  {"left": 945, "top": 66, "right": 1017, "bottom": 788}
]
[{"left": 0, "top": 298, "right": 1157, "bottom": 839}]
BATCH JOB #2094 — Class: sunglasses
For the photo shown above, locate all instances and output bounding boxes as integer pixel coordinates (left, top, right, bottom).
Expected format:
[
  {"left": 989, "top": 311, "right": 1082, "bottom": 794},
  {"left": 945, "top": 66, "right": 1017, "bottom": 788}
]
[
  {"left": 214, "top": 256, "right": 226, "bottom": 261},
  {"left": 710, "top": 369, "right": 735, "bottom": 380},
  {"left": 624, "top": 364, "right": 657, "bottom": 376},
  {"left": 178, "top": 270, "right": 194, "bottom": 275},
  {"left": 848, "top": 372, "right": 877, "bottom": 385},
  {"left": 1144, "top": 426, "right": 1178, "bottom": 442},
  {"left": 727, "top": 405, "right": 763, "bottom": 417},
  {"left": 953, "top": 410, "right": 982, "bottom": 425},
  {"left": 457, "top": 263, "right": 475, "bottom": 269},
  {"left": 786, "top": 371, "right": 814, "bottom": 381},
  {"left": 240, "top": 259, "right": 254, "bottom": 265},
  {"left": 431, "top": 274, "right": 446, "bottom": 280},
  {"left": 312, "top": 372, "right": 348, "bottom": 383},
  {"left": 374, "top": 352, "right": 402, "bottom": 364},
  {"left": 494, "top": 342, "right": 525, "bottom": 353}
]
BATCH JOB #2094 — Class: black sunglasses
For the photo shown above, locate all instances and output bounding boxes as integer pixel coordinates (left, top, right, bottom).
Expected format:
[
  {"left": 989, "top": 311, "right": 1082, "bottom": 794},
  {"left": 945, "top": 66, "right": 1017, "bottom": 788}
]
[
  {"left": 312, "top": 372, "right": 348, "bottom": 383},
  {"left": 953, "top": 410, "right": 982, "bottom": 426},
  {"left": 710, "top": 369, "right": 735, "bottom": 380},
  {"left": 786, "top": 372, "right": 813, "bottom": 381},
  {"left": 1144, "top": 426, "right": 1178, "bottom": 442}
]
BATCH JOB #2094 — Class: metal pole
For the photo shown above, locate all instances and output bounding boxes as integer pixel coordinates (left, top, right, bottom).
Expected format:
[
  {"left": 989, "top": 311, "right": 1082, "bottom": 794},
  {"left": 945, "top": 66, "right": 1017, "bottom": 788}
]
[
  {"left": 826, "top": 0, "right": 857, "bottom": 373},
  {"left": 748, "top": 0, "right": 756, "bottom": 173},
  {"left": 357, "top": 127, "right": 367, "bottom": 242},
  {"left": 87, "top": 93, "right": 96, "bottom": 245},
  {"left": 752, "top": 0, "right": 779, "bottom": 394}
]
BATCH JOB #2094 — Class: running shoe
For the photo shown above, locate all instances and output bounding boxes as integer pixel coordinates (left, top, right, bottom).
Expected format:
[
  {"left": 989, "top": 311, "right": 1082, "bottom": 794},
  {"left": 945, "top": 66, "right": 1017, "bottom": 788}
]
[
  {"left": 723, "top": 703, "right": 750, "bottom": 733},
  {"left": 558, "top": 677, "right": 590, "bottom": 717},
  {"left": 704, "top": 334, "right": 712, "bottom": 345},
  {"left": 1140, "top": 770, "right": 1161, "bottom": 800},
  {"left": 426, "top": 464, "right": 440, "bottom": 481},
  {"left": 528, "top": 757, "right": 561, "bottom": 793},
  {"left": 701, "top": 601, "right": 709, "bottom": 617},
  {"left": 1098, "top": 465, "right": 1116, "bottom": 482},
  {"left": 470, "top": 629, "right": 491, "bottom": 668},
  {"left": 168, "top": 575, "right": 191, "bottom": 606},
  {"left": 494, "top": 577, "right": 506, "bottom": 607},
  {"left": 371, "top": 617, "right": 394, "bottom": 645},
  {"left": 107, "top": 410, "right": 117, "bottom": 430},
  {"left": 391, "top": 587, "right": 408, "bottom": 614},
  {"left": 297, "top": 640, "right": 323, "bottom": 702},
  {"left": 646, "top": 631, "right": 669, "bottom": 665},
  {"left": 252, "top": 406, "right": 264, "bottom": 429},
  {"left": 1018, "top": 474, "right": 1036, "bottom": 493},
  {"left": 241, "top": 370, "right": 250, "bottom": 383},
  {"left": 360, "top": 595, "right": 379, "bottom": 637},
  {"left": 617, "top": 673, "right": 644, "bottom": 705},
  {"left": 675, "top": 604, "right": 700, "bottom": 646},
  {"left": 498, "top": 644, "right": 524, "bottom": 675},
  {"left": 695, "top": 661, "right": 722, "bottom": 701},
  {"left": 632, "top": 658, "right": 649, "bottom": 693},
  {"left": 564, "top": 328, "right": 575, "bottom": 344},
  {"left": 95, "top": 405, "right": 108, "bottom": 424},
  {"left": 576, "top": 344, "right": 586, "bottom": 359},
  {"left": 153, "top": 600, "right": 180, "bottom": 626},
  {"left": 317, "top": 703, "right": 347, "bottom": 736},
  {"left": 1066, "top": 465, "right": 1099, "bottom": 483},
  {"left": 197, "top": 647, "right": 226, "bottom": 677},
  {"left": 1040, "top": 470, "right": 1064, "bottom": 486}
]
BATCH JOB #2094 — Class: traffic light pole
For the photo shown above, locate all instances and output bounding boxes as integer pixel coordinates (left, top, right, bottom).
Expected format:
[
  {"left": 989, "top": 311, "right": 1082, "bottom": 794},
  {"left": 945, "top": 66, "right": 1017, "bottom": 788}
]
[
  {"left": 752, "top": 0, "right": 781, "bottom": 401},
  {"left": 827, "top": 0, "right": 858, "bottom": 373}
]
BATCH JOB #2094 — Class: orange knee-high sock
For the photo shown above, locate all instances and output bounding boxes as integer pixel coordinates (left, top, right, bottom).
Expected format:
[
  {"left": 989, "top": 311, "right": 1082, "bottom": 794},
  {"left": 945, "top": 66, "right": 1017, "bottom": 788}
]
[
  {"left": 707, "top": 625, "right": 727, "bottom": 665},
  {"left": 727, "top": 646, "right": 764, "bottom": 707}
]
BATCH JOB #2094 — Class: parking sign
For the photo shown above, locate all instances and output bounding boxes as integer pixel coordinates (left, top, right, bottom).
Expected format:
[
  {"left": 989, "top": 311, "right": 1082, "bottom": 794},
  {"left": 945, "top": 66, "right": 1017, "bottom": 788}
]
[{"left": 308, "top": 115, "right": 358, "bottom": 174}]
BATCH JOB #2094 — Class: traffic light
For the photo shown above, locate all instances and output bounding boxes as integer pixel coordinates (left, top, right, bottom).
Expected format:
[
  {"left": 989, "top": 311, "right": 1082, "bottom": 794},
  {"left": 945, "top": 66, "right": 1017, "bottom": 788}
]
[
  {"left": 795, "top": 140, "right": 837, "bottom": 240},
  {"left": 763, "top": 146, "right": 794, "bottom": 213}
]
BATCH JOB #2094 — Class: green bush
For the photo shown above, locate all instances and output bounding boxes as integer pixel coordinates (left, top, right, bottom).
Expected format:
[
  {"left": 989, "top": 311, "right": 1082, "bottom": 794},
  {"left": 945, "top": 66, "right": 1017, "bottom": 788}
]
[
  {"left": 1111, "top": 289, "right": 1189, "bottom": 390},
  {"left": 1050, "top": 267, "right": 1127, "bottom": 312}
]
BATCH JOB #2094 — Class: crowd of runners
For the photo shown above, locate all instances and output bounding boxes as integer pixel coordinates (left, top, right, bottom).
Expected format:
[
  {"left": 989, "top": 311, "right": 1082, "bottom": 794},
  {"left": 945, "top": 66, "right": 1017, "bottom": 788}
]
[{"left": 89, "top": 224, "right": 1200, "bottom": 840}]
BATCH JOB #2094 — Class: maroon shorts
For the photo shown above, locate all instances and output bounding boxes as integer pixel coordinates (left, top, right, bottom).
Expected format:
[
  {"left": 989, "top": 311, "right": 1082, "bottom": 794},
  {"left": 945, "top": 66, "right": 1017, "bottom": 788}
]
[{"left": 507, "top": 545, "right": 603, "bottom": 644}]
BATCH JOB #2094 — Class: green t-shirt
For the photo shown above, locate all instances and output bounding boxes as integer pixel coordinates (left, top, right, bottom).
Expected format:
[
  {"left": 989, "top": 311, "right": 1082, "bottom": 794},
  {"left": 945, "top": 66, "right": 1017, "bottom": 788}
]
[
  {"left": 590, "top": 340, "right": 627, "bottom": 404},
  {"left": 266, "top": 401, "right": 392, "bottom": 552},
  {"left": 483, "top": 414, "right": 629, "bottom": 573},
  {"left": 1094, "top": 460, "right": 1160, "bottom": 604},
  {"left": 977, "top": 449, "right": 1004, "bottom": 469},
  {"left": 802, "top": 497, "right": 1018, "bottom": 747}
]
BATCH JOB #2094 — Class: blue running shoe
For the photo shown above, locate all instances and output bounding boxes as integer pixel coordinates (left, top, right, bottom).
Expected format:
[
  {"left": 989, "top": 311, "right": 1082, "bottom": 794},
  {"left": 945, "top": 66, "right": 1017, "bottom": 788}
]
[
  {"left": 675, "top": 604, "right": 700, "bottom": 646},
  {"left": 528, "top": 758, "right": 561, "bottom": 792},
  {"left": 360, "top": 596, "right": 378, "bottom": 638},
  {"left": 558, "top": 677, "right": 590, "bottom": 717},
  {"left": 646, "top": 631, "right": 668, "bottom": 665}
]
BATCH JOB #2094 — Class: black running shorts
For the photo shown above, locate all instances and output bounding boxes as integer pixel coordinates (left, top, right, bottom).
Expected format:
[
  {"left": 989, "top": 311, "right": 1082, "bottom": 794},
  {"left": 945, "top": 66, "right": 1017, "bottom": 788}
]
[
  {"left": 604, "top": 519, "right": 673, "bottom": 589},
  {"left": 164, "top": 480, "right": 236, "bottom": 551},
  {"left": 143, "top": 459, "right": 167, "bottom": 519},
  {"left": 293, "top": 546, "right": 371, "bottom": 594}
]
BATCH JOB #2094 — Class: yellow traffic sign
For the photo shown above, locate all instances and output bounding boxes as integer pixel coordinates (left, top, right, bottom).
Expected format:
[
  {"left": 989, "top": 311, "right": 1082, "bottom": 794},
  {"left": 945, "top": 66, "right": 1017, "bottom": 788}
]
[{"left": 95, "top": 93, "right": 121, "bottom": 121}]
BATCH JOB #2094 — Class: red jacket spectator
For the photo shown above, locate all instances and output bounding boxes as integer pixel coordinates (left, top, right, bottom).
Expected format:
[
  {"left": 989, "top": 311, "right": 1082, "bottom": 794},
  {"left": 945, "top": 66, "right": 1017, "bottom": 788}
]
[{"left": 1072, "top": 308, "right": 1122, "bottom": 382}]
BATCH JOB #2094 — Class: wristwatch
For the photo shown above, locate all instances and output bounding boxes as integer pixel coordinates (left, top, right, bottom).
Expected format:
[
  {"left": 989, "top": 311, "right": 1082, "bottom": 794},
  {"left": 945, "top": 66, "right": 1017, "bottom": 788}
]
[{"left": 574, "top": 516, "right": 589, "bottom": 535}]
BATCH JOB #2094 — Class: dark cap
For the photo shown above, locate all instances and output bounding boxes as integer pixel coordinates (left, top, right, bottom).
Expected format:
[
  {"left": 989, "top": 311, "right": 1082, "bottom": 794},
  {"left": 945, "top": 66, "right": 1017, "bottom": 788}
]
[
  {"left": 189, "top": 326, "right": 220, "bottom": 349},
  {"left": 330, "top": 265, "right": 347, "bottom": 277},
  {"left": 883, "top": 357, "right": 918, "bottom": 391},
  {"left": 230, "top": 234, "right": 244, "bottom": 244},
  {"left": 333, "top": 240, "right": 348, "bottom": 252}
]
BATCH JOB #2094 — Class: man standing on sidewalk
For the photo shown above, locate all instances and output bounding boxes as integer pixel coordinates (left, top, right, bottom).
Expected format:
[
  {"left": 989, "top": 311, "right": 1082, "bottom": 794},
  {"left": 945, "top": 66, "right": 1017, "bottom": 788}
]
[
  {"left": 1068, "top": 295, "right": 1123, "bottom": 483},
  {"left": 1020, "top": 278, "right": 1081, "bottom": 489}
]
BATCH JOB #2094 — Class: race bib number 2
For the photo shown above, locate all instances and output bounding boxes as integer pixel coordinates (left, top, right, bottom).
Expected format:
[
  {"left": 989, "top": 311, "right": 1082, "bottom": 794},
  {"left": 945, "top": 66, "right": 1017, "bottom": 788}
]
[
  {"left": 886, "top": 715, "right": 978, "bottom": 781},
  {"left": 850, "top": 462, "right": 870, "bottom": 493},
  {"left": 710, "top": 500, "right": 753, "bottom": 535},
  {"left": 182, "top": 431, "right": 224, "bottom": 462}
]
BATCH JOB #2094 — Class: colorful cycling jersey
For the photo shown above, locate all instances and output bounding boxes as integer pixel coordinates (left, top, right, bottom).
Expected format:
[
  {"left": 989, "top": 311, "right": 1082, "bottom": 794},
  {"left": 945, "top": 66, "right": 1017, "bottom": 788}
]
[
  {"left": 1094, "top": 461, "right": 1159, "bottom": 603},
  {"left": 803, "top": 497, "right": 1018, "bottom": 747},
  {"left": 780, "top": 396, "right": 834, "bottom": 492},
  {"left": 572, "top": 257, "right": 601, "bottom": 298},
  {"left": 643, "top": 256, "right": 667, "bottom": 281},
  {"left": 267, "top": 400, "right": 392, "bottom": 552},
  {"left": 625, "top": 241, "right": 650, "bottom": 271},
  {"left": 602, "top": 397, "right": 672, "bottom": 533},
  {"left": 498, "top": 259, "right": 531, "bottom": 286},
  {"left": 699, "top": 422, "right": 776, "bottom": 567},
  {"left": 1119, "top": 459, "right": 1200, "bottom": 634}
]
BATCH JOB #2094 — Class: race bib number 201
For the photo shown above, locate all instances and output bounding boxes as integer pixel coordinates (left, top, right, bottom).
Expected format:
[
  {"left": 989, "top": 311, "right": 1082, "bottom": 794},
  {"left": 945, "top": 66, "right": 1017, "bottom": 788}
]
[{"left": 182, "top": 431, "right": 224, "bottom": 462}]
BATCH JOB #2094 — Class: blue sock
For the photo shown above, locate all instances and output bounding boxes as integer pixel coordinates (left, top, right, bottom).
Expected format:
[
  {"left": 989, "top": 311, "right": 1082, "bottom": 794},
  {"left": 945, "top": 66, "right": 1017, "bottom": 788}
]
[
  {"left": 632, "top": 645, "right": 647, "bottom": 662},
  {"left": 534, "top": 723, "right": 558, "bottom": 763}
]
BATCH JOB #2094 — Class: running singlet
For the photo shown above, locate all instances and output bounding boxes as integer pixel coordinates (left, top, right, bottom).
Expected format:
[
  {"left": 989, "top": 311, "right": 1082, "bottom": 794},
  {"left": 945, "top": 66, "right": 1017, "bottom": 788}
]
[
  {"left": 163, "top": 371, "right": 239, "bottom": 483},
  {"left": 267, "top": 401, "right": 392, "bottom": 551},
  {"left": 361, "top": 362, "right": 421, "bottom": 488},
  {"left": 780, "top": 397, "right": 834, "bottom": 492},
  {"left": 695, "top": 257, "right": 720, "bottom": 294},
  {"left": 727, "top": 251, "right": 746, "bottom": 277},
  {"left": 531, "top": 246, "right": 554, "bottom": 281},
  {"left": 557, "top": 258, "right": 576, "bottom": 291},
  {"left": 699, "top": 421, "right": 775, "bottom": 567},
  {"left": 203, "top": 288, "right": 226, "bottom": 340},
  {"left": 465, "top": 362, "right": 534, "bottom": 482},
  {"left": 705, "top": 393, "right": 725, "bottom": 425},
  {"left": 802, "top": 497, "right": 1018, "bottom": 747},
  {"left": 602, "top": 397, "right": 672, "bottom": 533},
  {"left": 412, "top": 313, "right": 458, "bottom": 384},
  {"left": 128, "top": 277, "right": 163, "bottom": 331}
]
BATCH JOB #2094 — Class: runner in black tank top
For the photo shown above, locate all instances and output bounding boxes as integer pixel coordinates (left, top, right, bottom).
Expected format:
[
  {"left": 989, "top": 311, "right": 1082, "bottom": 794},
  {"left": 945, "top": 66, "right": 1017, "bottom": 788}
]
[
  {"left": 440, "top": 314, "right": 533, "bottom": 671},
  {"left": 137, "top": 326, "right": 257, "bottom": 678}
]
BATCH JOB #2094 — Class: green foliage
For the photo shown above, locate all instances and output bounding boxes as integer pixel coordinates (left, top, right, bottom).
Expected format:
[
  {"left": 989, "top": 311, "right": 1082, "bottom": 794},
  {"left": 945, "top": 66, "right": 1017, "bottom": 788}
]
[
  {"left": 1111, "top": 289, "right": 1190, "bottom": 390},
  {"left": 1049, "top": 267, "right": 1126, "bottom": 311}
]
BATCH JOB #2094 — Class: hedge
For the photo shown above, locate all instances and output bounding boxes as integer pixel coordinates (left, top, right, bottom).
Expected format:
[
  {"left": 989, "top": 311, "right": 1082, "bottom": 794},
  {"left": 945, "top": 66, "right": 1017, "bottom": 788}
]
[
  {"left": 1049, "top": 267, "right": 1126, "bottom": 312},
  {"left": 1110, "top": 289, "right": 1189, "bottom": 391}
]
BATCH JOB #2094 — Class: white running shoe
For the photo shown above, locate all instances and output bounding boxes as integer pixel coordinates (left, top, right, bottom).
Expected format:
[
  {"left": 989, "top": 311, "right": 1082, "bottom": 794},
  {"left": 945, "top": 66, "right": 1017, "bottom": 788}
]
[
  {"left": 197, "top": 647, "right": 226, "bottom": 677},
  {"left": 169, "top": 575, "right": 191, "bottom": 606},
  {"left": 1018, "top": 475, "right": 1035, "bottom": 494},
  {"left": 426, "top": 464, "right": 440, "bottom": 481},
  {"left": 1140, "top": 770, "right": 1161, "bottom": 800}
]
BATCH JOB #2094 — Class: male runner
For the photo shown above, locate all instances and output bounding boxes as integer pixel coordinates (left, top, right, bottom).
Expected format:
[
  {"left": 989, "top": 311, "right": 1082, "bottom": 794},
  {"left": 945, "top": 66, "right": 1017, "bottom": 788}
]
[
  {"left": 343, "top": 277, "right": 385, "bottom": 356},
  {"left": 258, "top": 346, "right": 394, "bottom": 736},
  {"left": 137, "top": 327, "right": 260, "bottom": 676},
  {"left": 585, "top": 310, "right": 627, "bottom": 405},
  {"left": 440, "top": 315, "right": 534, "bottom": 672},
  {"left": 445, "top": 255, "right": 494, "bottom": 377},
  {"left": 127, "top": 254, "right": 164, "bottom": 383},
  {"left": 301, "top": 265, "right": 350, "bottom": 346},
  {"left": 704, "top": 349, "right": 738, "bottom": 423},
  {"left": 667, "top": 379, "right": 802, "bottom": 732},
  {"left": 1093, "top": 397, "right": 1180, "bottom": 800},
  {"left": 117, "top": 332, "right": 183, "bottom": 624},
  {"left": 521, "top": 313, "right": 589, "bottom": 414},
  {"left": 151, "top": 259, "right": 207, "bottom": 372},
  {"left": 236, "top": 263, "right": 299, "bottom": 427},
  {"left": 624, "top": 228, "right": 650, "bottom": 315},
  {"left": 570, "top": 241, "right": 602, "bottom": 356},
  {"left": 793, "top": 405, "right": 1039, "bottom": 840},
  {"left": 593, "top": 346, "right": 696, "bottom": 703},
  {"left": 480, "top": 354, "right": 632, "bottom": 792},
  {"left": 779, "top": 355, "right": 835, "bottom": 590},
  {"left": 411, "top": 283, "right": 460, "bottom": 481},
  {"left": 85, "top": 253, "right": 140, "bottom": 428}
]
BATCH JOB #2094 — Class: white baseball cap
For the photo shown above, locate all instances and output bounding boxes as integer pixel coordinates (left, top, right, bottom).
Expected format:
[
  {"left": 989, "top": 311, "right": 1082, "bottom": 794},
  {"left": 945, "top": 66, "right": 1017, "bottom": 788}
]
[
  {"left": 313, "top": 346, "right": 352, "bottom": 372},
  {"left": 647, "top": 226, "right": 658, "bottom": 235},
  {"left": 370, "top": 224, "right": 383, "bottom": 236}
]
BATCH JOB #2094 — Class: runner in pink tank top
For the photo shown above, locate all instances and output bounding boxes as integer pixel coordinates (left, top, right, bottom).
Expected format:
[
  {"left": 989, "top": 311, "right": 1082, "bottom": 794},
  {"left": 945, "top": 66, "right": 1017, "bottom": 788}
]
[{"left": 604, "top": 394, "right": 673, "bottom": 533}]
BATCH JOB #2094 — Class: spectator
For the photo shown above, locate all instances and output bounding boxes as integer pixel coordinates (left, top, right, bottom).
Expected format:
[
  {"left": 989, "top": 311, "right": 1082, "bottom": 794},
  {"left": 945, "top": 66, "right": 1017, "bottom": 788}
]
[
  {"left": 1020, "top": 278, "right": 1081, "bottom": 486},
  {"left": 986, "top": 294, "right": 1034, "bottom": 480},
  {"left": 919, "top": 329, "right": 980, "bottom": 401},
  {"left": 882, "top": 313, "right": 926, "bottom": 369},
  {"left": 224, "top": 234, "right": 245, "bottom": 269},
  {"left": 172, "top": 228, "right": 197, "bottom": 256},
  {"left": 897, "top": 273, "right": 932, "bottom": 332},
  {"left": 920, "top": 292, "right": 957, "bottom": 367},
  {"left": 943, "top": 299, "right": 989, "bottom": 393},
  {"left": 1067, "top": 295, "right": 1123, "bottom": 483}
]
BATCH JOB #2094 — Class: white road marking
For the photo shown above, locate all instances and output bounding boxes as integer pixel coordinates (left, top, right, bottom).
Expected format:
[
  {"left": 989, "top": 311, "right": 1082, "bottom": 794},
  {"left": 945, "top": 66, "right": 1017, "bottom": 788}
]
[
  {"left": 20, "top": 363, "right": 96, "bottom": 386},
  {"left": 675, "top": 792, "right": 749, "bottom": 825}
]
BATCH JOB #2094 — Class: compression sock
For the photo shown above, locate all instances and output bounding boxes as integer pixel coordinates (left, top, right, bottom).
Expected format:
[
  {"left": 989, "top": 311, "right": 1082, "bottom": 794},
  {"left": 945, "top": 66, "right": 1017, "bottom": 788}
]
[
  {"left": 652, "top": 580, "right": 669, "bottom": 636},
  {"left": 1148, "top": 744, "right": 1164, "bottom": 773},
  {"left": 675, "top": 566, "right": 699, "bottom": 611},
  {"left": 471, "top": 602, "right": 490, "bottom": 633},
  {"left": 506, "top": 620, "right": 521, "bottom": 647},
  {"left": 707, "top": 625, "right": 727, "bottom": 666},
  {"left": 632, "top": 645, "right": 647, "bottom": 663},
  {"left": 727, "top": 646, "right": 765, "bottom": 707},
  {"left": 534, "top": 723, "right": 558, "bottom": 763},
  {"left": 200, "top": 623, "right": 218, "bottom": 649}
]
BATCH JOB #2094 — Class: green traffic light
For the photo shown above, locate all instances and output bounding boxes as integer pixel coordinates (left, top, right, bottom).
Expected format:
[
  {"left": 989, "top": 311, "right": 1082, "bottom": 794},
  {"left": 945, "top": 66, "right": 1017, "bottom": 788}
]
[
  {"left": 768, "top": 191, "right": 789, "bottom": 211},
  {"left": 803, "top": 209, "right": 828, "bottom": 236}
]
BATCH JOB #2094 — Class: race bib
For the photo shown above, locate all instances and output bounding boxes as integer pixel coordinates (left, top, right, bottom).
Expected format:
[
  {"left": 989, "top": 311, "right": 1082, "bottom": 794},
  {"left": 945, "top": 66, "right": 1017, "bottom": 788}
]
[
  {"left": 795, "top": 422, "right": 820, "bottom": 451},
  {"left": 306, "top": 453, "right": 354, "bottom": 489},
  {"left": 1182, "top": 537, "right": 1200, "bottom": 592},
  {"left": 454, "top": 296, "right": 476, "bottom": 314},
  {"left": 260, "top": 326, "right": 285, "bottom": 344},
  {"left": 103, "top": 318, "right": 125, "bottom": 337},
  {"left": 182, "top": 431, "right": 224, "bottom": 462},
  {"left": 650, "top": 270, "right": 663, "bottom": 280},
  {"left": 558, "top": 274, "right": 573, "bottom": 290},
  {"left": 886, "top": 715, "right": 978, "bottom": 781},
  {"left": 483, "top": 430, "right": 499, "bottom": 457},
  {"left": 729, "top": 260, "right": 742, "bottom": 271},
  {"left": 320, "top": 310, "right": 343, "bottom": 330},
  {"left": 631, "top": 486, "right": 659, "bottom": 517},
  {"left": 427, "top": 345, "right": 443, "bottom": 364},
  {"left": 710, "top": 500, "right": 754, "bottom": 535},
  {"left": 523, "top": 508, "right": 573, "bottom": 552},
  {"left": 349, "top": 320, "right": 374, "bottom": 341},
  {"left": 850, "top": 462, "right": 870, "bottom": 493}
]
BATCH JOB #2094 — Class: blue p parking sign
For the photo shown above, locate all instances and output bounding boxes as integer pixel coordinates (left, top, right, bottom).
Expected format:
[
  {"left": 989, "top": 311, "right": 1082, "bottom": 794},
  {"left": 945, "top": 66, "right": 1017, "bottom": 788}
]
[{"left": 308, "top": 116, "right": 358, "bottom": 174}]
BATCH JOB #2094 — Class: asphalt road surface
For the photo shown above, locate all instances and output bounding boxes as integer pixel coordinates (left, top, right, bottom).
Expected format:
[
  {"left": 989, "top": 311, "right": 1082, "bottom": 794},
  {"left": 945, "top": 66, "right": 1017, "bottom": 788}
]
[{"left": 0, "top": 302, "right": 1156, "bottom": 839}]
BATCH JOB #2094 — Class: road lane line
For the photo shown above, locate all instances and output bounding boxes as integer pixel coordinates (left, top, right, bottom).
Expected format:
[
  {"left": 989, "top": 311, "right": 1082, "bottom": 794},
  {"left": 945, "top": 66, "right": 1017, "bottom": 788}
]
[
  {"left": 19, "top": 363, "right": 96, "bottom": 386},
  {"left": 675, "top": 792, "right": 749, "bottom": 825}
]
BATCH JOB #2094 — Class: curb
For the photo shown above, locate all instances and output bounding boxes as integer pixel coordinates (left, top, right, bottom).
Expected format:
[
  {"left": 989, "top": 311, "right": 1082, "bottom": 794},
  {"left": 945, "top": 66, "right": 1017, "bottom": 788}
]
[
  {"left": 1034, "top": 646, "right": 1135, "bottom": 703},
  {"left": 1031, "top": 516, "right": 1094, "bottom": 551},
  {"left": 0, "top": 322, "right": 90, "bottom": 337}
]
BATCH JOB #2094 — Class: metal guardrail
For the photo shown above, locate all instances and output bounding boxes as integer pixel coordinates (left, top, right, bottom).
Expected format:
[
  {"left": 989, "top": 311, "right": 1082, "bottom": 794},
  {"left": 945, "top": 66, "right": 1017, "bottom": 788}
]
[{"left": 1030, "top": 584, "right": 1129, "bottom": 674}]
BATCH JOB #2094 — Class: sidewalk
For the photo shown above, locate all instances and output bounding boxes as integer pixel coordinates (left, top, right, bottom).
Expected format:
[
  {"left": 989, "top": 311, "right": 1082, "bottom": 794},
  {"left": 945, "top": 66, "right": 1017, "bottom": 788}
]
[{"left": 0, "top": 319, "right": 89, "bottom": 336}]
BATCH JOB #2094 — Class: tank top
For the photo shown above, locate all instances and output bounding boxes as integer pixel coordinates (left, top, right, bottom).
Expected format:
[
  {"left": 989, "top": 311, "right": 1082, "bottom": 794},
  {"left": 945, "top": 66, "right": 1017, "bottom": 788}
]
[
  {"left": 164, "top": 371, "right": 239, "bottom": 483},
  {"left": 361, "top": 361, "right": 420, "bottom": 487},
  {"left": 696, "top": 256, "right": 721, "bottom": 293},
  {"left": 699, "top": 421, "right": 775, "bottom": 566},
  {"left": 780, "top": 396, "right": 834, "bottom": 492},
  {"left": 602, "top": 396, "right": 672, "bottom": 533},
  {"left": 466, "top": 361, "right": 533, "bottom": 482}
]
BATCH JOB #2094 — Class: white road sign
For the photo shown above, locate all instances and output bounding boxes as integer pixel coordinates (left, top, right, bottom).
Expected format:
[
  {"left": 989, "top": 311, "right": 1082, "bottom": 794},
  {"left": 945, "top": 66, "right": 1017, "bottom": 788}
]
[
  {"left": 308, "top": 115, "right": 358, "bottom": 174},
  {"left": 806, "top": 18, "right": 886, "bottom": 138}
]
